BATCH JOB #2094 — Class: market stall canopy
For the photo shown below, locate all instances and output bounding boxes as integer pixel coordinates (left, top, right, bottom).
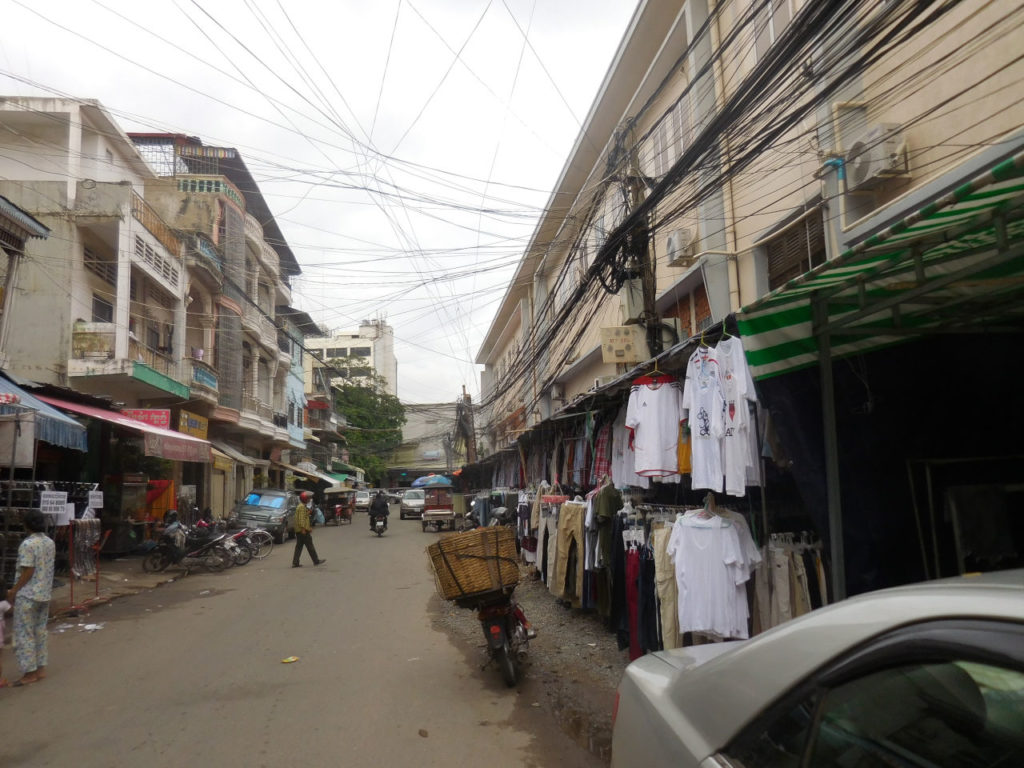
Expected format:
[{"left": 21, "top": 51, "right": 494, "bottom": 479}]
[
  {"left": 0, "top": 375, "right": 87, "bottom": 451},
  {"left": 412, "top": 474, "right": 452, "bottom": 488},
  {"left": 210, "top": 441, "right": 255, "bottom": 466},
  {"left": 38, "top": 395, "right": 210, "bottom": 462},
  {"left": 273, "top": 461, "right": 333, "bottom": 484},
  {"left": 737, "top": 152, "right": 1024, "bottom": 380}
]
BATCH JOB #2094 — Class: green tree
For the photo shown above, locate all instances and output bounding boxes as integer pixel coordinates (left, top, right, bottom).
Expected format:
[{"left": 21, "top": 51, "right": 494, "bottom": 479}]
[{"left": 333, "top": 362, "right": 405, "bottom": 486}]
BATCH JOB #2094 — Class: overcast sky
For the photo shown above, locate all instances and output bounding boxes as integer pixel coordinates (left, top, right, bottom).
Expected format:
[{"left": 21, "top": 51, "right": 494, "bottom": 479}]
[{"left": 0, "top": 0, "right": 636, "bottom": 404}]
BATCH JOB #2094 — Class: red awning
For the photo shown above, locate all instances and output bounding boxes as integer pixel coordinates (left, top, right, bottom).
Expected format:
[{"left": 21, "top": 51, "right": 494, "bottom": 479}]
[{"left": 37, "top": 395, "right": 212, "bottom": 463}]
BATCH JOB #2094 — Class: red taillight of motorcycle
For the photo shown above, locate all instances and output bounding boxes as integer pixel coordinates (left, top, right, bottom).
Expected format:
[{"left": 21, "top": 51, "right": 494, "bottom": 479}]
[
  {"left": 489, "top": 625, "right": 502, "bottom": 637},
  {"left": 611, "top": 691, "right": 620, "bottom": 728}
]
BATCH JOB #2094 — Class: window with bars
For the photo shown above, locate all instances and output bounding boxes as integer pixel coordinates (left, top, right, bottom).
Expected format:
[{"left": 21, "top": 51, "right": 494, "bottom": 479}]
[
  {"left": 766, "top": 212, "right": 826, "bottom": 290},
  {"left": 91, "top": 293, "right": 113, "bottom": 323}
]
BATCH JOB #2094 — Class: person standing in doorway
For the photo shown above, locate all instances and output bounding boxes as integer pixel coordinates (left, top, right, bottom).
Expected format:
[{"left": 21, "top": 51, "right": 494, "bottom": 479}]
[
  {"left": 6, "top": 510, "right": 55, "bottom": 686},
  {"left": 292, "top": 491, "right": 325, "bottom": 568}
]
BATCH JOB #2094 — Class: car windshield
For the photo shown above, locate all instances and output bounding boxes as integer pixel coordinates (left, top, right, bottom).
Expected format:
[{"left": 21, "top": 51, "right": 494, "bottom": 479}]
[
  {"left": 404, "top": 490, "right": 424, "bottom": 500},
  {"left": 244, "top": 493, "right": 285, "bottom": 508}
]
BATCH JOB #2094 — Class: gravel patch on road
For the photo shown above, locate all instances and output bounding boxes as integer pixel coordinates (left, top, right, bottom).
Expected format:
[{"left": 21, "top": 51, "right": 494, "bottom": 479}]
[{"left": 430, "top": 565, "right": 630, "bottom": 764}]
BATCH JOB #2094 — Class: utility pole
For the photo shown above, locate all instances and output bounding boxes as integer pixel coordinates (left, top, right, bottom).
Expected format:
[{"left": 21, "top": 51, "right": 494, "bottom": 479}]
[
  {"left": 624, "top": 138, "right": 661, "bottom": 358},
  {"left": 461, "top": 386, "right": 477, "bottom": 465}
]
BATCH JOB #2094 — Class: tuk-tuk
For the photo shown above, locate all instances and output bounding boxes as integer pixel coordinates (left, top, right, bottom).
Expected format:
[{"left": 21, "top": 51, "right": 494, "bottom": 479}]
[
  {"left": 421, "top": 486, "right": 456, "bottom": 532},
  {"left": 324, "top": 484, "right": 356, "bottom": 525}
]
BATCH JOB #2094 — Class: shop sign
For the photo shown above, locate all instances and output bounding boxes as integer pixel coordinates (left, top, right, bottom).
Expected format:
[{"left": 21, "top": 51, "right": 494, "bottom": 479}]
[
  {"left": 178, "top": 410, "right": 209, "bottom": 439},
  {"left": 40, "top": 490, "right": 68, "bottom": 515},
  {"left": 192, "top": 365, "right": 218, "bottom": 390},
  {"left": 123, "top": 409, "right": 172, "bottom": 429},
  {"left": 213, "top": 454, "right": 233, "bottom": 472}
]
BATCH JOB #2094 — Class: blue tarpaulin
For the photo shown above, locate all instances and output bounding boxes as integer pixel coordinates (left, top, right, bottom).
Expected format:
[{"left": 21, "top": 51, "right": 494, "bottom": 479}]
[{"left": 0, "top": 375, "right": 87, "bottom": 451}]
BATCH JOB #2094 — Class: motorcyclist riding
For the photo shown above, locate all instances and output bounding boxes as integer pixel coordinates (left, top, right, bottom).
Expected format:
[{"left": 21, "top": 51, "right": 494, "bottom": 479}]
[{"left": 369, "top": 490, "right": 390, "bottom": 531}]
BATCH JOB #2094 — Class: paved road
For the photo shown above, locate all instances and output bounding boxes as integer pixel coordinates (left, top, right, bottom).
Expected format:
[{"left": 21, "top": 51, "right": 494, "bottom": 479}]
[{"left": 1, "top": 514, "right": 601, "bottom": 767}]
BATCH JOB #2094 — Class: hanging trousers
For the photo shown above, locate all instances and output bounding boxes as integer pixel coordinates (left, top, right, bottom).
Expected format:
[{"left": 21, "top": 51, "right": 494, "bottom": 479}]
[
  {"left": 553, "top": 502, "right": 585, "bottom": 605},
  {"left": 625, "top": 548, "right": 642, "bottom": 661},
  {"left": 652, "top": 526, "right": 681, "bottom": 649}
]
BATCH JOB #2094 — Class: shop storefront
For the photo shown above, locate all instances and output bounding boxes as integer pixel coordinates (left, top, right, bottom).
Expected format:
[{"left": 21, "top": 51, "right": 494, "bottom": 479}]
[{"left": 38, "top": 395, "right": 212, "bottom": 553}]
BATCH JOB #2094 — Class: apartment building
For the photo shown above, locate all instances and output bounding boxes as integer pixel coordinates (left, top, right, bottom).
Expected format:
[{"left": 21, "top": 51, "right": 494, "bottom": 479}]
[
  {"left": 305, "top": 317, "right": 397, "bottom": 397},
  {"left": 0, "top": 97, "right": 308, "bottom": 516},
  {"left": 475, "top": 0, "right": 1024, "bottom": 595}
]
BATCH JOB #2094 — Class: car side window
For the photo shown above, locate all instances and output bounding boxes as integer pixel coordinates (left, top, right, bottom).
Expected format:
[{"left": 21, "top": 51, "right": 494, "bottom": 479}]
[
  {"left": 723, "top": 691, "right": 819, "bottom": 767},
  {"left": 808, "top": 660, "right": 1024, "bottom": 767},
  {"left": 724, "top": 660, "right": 1024, "bottom": 768}
]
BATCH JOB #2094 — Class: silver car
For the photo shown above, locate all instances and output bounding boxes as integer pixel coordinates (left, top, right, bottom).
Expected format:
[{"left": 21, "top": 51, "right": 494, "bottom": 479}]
[{"left": 611, "top": 570, "right": 1024, "bottom": 768}]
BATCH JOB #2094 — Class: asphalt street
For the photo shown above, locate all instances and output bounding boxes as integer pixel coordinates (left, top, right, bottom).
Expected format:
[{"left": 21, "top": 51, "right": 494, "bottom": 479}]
[{"left": 0, "top": 513, "right": 602, "bottom": 767}]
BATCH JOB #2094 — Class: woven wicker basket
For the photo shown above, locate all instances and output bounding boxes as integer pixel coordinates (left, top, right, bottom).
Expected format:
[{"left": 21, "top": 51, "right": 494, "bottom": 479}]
[{"left": 427, "top": 526, "right": 519, "bottom": 601}]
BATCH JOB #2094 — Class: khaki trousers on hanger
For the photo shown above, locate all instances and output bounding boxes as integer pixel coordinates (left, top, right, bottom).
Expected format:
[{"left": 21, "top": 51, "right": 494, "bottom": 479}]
[
  {"left": 552, "top": 502, "right": 585, "bottom": 605},
  {"left": 652, "top": 525, "right": 681, "bottom": 649}
]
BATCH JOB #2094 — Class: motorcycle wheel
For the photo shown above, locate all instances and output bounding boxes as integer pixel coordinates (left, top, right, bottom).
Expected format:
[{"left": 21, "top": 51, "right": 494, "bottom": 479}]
[
  {"left": 205, "top": 547, "right": 229, "bottom": 572},
  {"left": 143, "top": 550, "right": 170, "bottom": 573},
  {"left": 496, "top": 641, "right": 517, "bottom": 687},
  {"left": 232, "top": 543, "right": 253, "bottom": 566}
]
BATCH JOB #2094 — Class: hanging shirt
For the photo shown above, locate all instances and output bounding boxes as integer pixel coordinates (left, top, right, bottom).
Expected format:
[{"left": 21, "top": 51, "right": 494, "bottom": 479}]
[
  {"left": 611, "top": 408, "right": 650, "bottom": 489},
  {"left": 625, "top": 376, "right": 685, "bottom": 477},
  {"left": 716, "top": 336, "right": 759, "bottom": 497},
  {"left": 681, "top": 347, "right": 725, "bottom": 492},
  {"left": 666, "top": 513, "right": 745, "bottom": 638}
]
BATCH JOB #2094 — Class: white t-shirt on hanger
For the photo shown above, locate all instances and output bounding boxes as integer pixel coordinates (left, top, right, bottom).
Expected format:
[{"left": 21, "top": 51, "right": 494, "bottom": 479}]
[
  {"left": 682, "top": 347, "right": 725, "bottom": 492},
  {"left": 625, "top": 378, "right": 685, "bottom": 477}
]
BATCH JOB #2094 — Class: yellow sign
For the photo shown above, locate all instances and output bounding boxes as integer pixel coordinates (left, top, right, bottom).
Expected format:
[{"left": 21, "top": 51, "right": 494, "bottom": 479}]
[{"left": 178, "top": 410, "right": 209, "bottom": 440}]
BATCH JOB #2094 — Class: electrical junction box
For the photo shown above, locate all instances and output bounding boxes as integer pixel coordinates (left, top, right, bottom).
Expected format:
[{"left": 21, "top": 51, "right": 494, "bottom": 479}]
[{"left": 600, "top": 325, "right": 650, "bottom": 364}]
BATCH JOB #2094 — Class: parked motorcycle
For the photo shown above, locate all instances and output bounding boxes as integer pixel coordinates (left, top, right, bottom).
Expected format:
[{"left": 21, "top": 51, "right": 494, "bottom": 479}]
[
  {"left": 470, "top": 590, "right": 534, "bottom": 687},
  {"left": 143, "top": 516, "right": 231, "bottom": 574}
]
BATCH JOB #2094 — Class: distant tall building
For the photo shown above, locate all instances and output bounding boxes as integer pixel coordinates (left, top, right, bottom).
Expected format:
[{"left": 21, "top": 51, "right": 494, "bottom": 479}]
[{"left": 305, "top": 318, "right": 397, "bottom": 397}]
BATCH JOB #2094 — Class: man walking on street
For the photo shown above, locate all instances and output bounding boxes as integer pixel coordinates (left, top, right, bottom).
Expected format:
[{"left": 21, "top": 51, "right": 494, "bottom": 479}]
[{"left": 292, "top": 491, "right": 325, "bottom": 568}]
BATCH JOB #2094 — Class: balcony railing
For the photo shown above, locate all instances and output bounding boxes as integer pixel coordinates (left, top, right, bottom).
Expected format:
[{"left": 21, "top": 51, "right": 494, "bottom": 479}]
[
  {"left": 259, "top": 239, "right": 279, "bottom": 279},
  {"left": 176, "top": 174, "right": 245, "bottom": 210},
  {"left": 272, "top": 412, "right": 288, "bottom": 428},
  {"left": 257, "top": 402, "right": 273, "bottom": 421},
  {"left": 244, "top": 212, "right": 264, "bottom": 248},
  {"left": 131, "top": 191, "right": 181, "bottom": 257},
  {"left": 187, "top": 358, "right": 219, "bottom": 393},
  {"left": 187, "top": 235, "right": 223, "bottom": 283},
  {"left": 242, "top": 392, "right": 260, "bottom": 415},
  {"left": 129, "top": 338, "right": 176, "bottom": 377},
  {"left": 71, "top": 322, "right": 115, "bottom": 359}
]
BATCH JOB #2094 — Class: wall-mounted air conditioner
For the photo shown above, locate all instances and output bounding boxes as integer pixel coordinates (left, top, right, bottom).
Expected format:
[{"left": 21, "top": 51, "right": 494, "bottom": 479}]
[
  {"left": 592, "top": 375, "right": 616, "bottom": 391},
  {"left": 846, "top": 123, "right": 909, "bottom": 192},
  {"left": 665, "top": 228, "right": 697, "bottom": 267},
  {"left": 549, "top": 383, "right": 565, "bottom": 403},
  {"left": 617, "top": 278, "right": 644, "bottom": 323}
]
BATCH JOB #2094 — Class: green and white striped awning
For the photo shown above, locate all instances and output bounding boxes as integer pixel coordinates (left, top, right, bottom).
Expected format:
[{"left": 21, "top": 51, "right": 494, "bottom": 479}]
[{"left": 737, "top": 153, "right": 1024, "bottom": 380}]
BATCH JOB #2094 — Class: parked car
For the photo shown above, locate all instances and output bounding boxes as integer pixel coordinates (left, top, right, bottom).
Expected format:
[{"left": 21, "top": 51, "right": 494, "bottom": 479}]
[
  {"left": 611, "top": 569, "right": 1024, "bottom": 768},
  {"left": 231, "top": 489, "right": 297, "bottom": 544},
  {"left": 354, "top": 490, "right": 371, "bottom": 512},
  {"left": 399, "top": 489, "right": 425, "bottom": 520}
]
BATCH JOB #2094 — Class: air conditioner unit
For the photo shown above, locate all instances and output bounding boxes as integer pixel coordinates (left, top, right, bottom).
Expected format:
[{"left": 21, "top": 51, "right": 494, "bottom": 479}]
[
  {"left": 617, "top": 278, "right": 644, "bottom": 323},
  {"left": 549, "top": 383, "right": 565, "bottom": 403},
  {"left": 592, "top": 374, "right": 616, "bottom": 391},
  {"left": 846, "top": 123, "right": 909, "bottom": 192},
  {"left": 665, "top": 228, "right": 697, "bottom": 267}
]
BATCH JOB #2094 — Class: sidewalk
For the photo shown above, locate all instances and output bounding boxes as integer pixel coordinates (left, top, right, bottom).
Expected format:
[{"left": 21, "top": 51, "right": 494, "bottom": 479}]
[{"left": 48, "top": 555, "right": 176, "bottom": 618}]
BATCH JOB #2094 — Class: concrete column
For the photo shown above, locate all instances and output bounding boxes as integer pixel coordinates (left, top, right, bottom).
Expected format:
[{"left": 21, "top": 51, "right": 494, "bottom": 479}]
[{"left": 114, "top": 214, "right": 132, "bottom": 360}]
